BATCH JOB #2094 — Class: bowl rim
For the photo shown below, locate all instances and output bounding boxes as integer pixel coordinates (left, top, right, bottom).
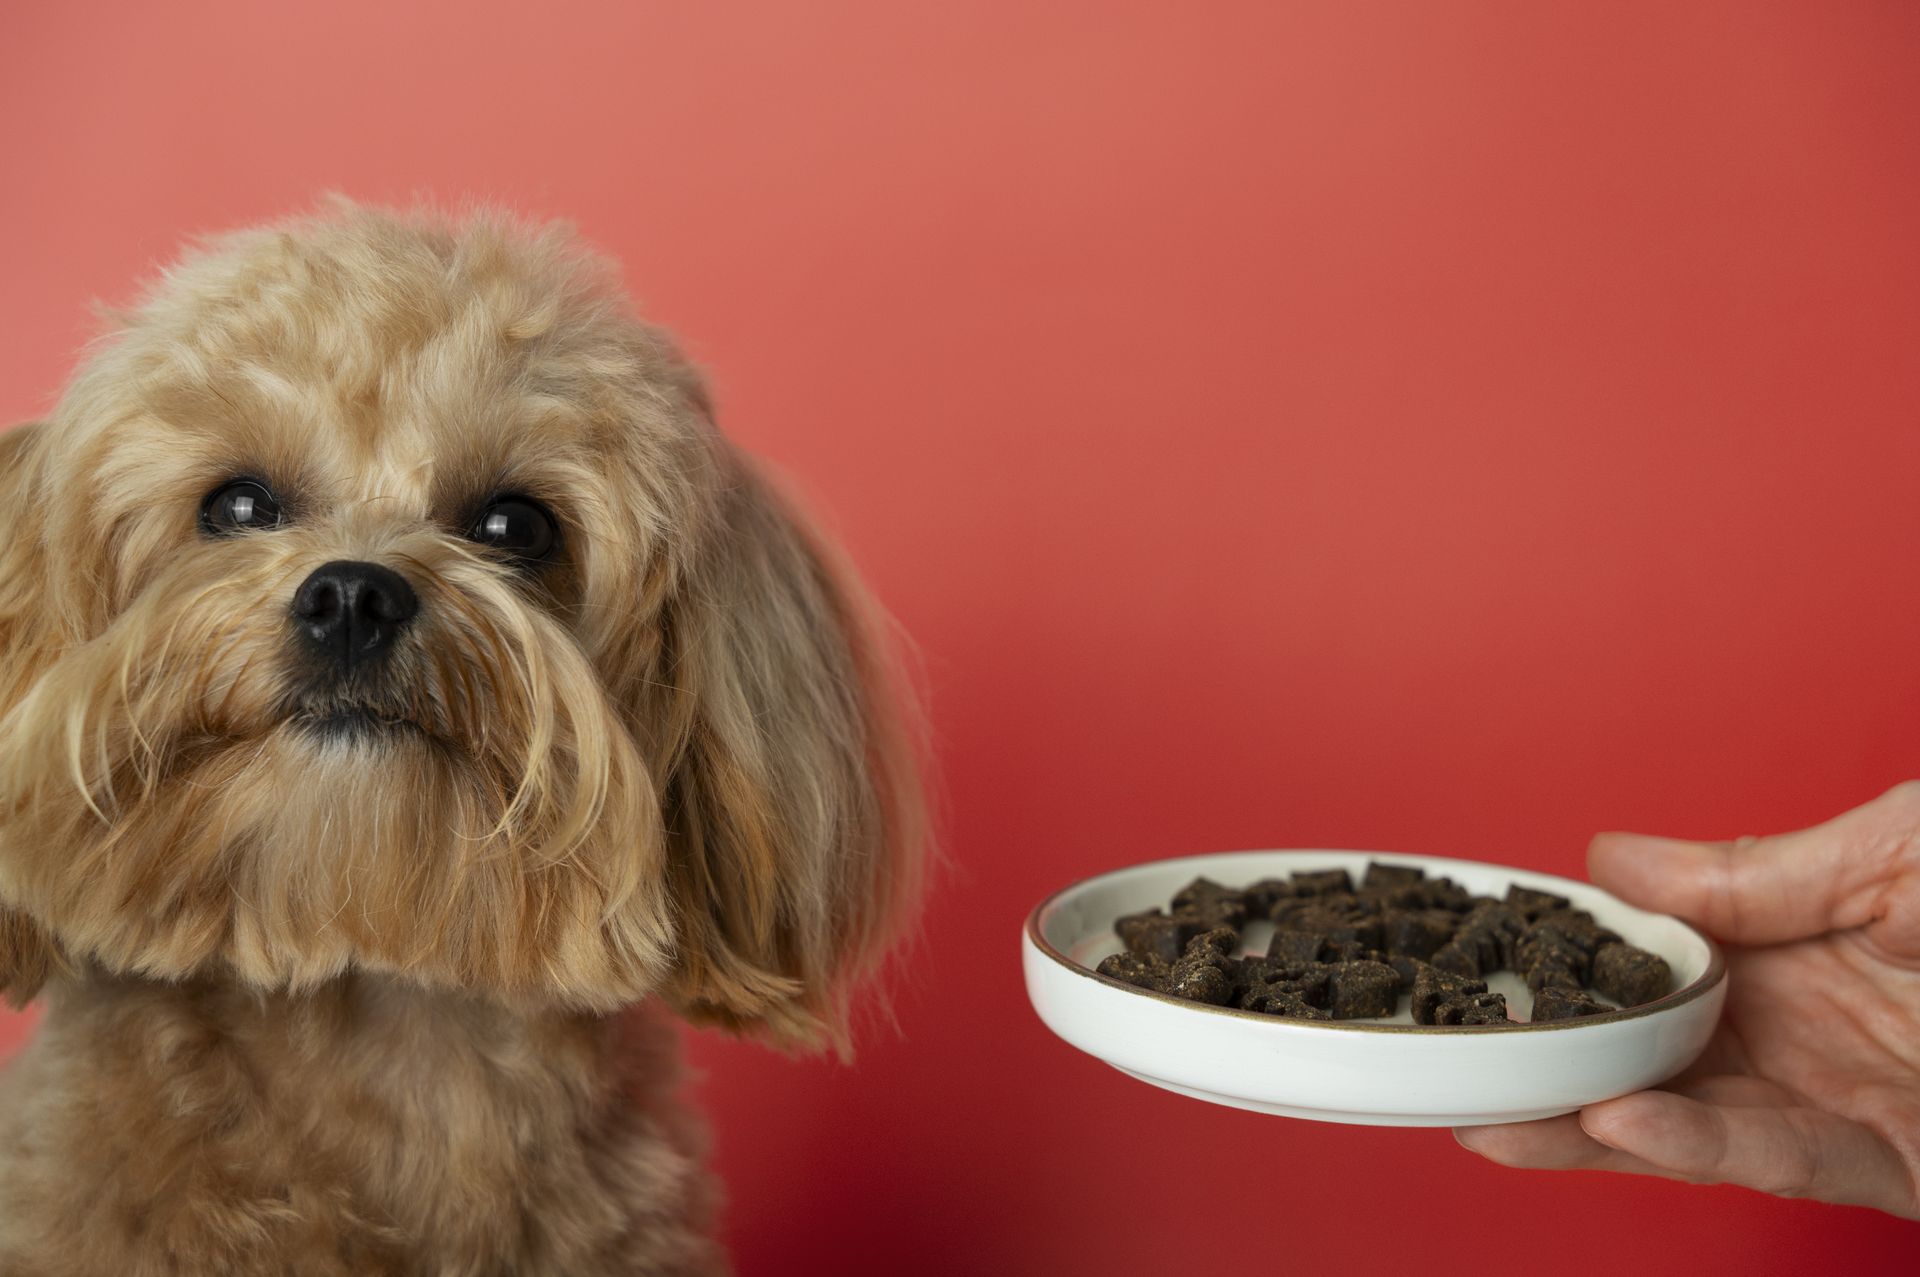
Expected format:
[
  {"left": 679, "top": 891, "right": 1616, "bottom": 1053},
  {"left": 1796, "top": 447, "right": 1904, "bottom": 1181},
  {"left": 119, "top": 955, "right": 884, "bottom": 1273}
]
[{"left": 1024, "top": 848, "right": 1728, "bottom": 1035}]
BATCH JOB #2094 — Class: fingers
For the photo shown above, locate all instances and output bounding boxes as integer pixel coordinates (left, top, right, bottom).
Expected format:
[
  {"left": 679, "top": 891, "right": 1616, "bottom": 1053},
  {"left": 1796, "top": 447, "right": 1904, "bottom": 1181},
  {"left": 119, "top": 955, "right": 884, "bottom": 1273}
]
[
  {"left": 1588, "top": 781, "right": 1920, "bottom": 947},
  {"left": 1454, "top": 1112, "right": 1661, "bottom": 1177},
  {"left": 1457, "top": 1092, "right": 1917, "bottom": 1219},
  {"left": 1581, "top": 1091, "right": 1918, "bottom": 1218},
  {"left": 1450, "top": 1085, "right": 1783, "bottom": 1173},
  {"left": 1667, "top": 1072, "right": 1797, "bottom": 1109}
]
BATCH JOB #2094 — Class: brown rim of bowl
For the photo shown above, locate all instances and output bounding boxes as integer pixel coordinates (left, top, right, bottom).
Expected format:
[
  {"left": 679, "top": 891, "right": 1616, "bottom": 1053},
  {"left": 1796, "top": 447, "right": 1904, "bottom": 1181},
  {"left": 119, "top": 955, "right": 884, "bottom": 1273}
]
[{"left": 1023, "top": 850, "right": 1729, "bottom": 1034}]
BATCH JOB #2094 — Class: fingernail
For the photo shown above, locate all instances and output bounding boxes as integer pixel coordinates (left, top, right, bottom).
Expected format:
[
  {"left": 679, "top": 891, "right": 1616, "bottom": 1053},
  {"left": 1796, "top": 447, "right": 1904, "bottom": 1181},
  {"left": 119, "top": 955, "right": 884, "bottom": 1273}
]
[{"left": 1579, "top": 1097, "right": 1638, "bottom": 1147}]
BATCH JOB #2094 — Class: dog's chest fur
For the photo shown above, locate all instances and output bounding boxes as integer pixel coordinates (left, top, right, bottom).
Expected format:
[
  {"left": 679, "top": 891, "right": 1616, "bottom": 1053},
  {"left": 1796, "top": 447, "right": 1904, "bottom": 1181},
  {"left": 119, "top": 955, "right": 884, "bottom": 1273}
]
[{"left": 0, "top": 974, "right": 723, "bottom": 1276}]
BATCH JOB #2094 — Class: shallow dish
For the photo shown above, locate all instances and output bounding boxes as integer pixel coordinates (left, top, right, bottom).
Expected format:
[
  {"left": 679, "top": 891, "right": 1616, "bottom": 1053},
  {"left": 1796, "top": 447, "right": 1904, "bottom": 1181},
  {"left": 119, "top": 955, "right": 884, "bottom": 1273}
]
[{"left": 1022, "top": 849, "right": 1727, "bottom": 1126}]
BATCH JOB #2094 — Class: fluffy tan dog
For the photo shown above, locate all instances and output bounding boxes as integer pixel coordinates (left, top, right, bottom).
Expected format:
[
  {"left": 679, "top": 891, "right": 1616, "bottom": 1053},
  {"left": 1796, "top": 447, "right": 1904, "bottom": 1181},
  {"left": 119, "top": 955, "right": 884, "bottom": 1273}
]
[{"left": 0, "top": 198, "right": 925, "bottom": 1276}]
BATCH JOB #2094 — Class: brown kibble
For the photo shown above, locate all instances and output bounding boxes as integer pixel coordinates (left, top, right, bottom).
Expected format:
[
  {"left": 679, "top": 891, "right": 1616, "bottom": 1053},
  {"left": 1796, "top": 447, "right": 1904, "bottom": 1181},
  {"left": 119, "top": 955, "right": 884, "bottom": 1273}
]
[
  {"left": 1271, "top": 899, "right": 1339, "bottom": 930},
  {"left": 1432, "top": 991, "right": 1509, "bottom": 1026},
  {"left": 1525, "top": 959, "right": 1584, "bottom": 992},
  {"left": 1428, "top": 939, "right": 1483, "bottom": 979},
  {"left": 1362, "top": 861, "right": 1426, "bottom": 890},
  {"left": 1320, "top": 940, "right": 1389, "bottom": 964},
  {"left": 1290, "top": 868, "right": 1354, "bottom": 896},
  {"left": 1381, "top": 909, "right": 1452, "bottom": 960},
  {"left": 1240, "top": 877, "right": 1296, "bottom": 915},
  {"left": 1096, "top": 951, "right": 1168, "bottom": 991},
  {"left": 1267, "top": 928, "right": 1327, "bottom": 966},
  {"left": 1516, "top": 921, "right": 1591, "bottom": 992},
  {"left": 1360, "top": 882, "right": 1431, "bottom": 910},
  {"left": 1326, "top": 960, "right": 1400, "bottom": 1019},
  {"left": 1505, "top": 884, "right": 1571, "bottom": 920},
  {"left": 1241, "top": 987, "right": 1332, "bottom": 1021},
  {"left": 1274, "top": 902, "right": 1381, "bottom": 951},
  {"left": 1171, "top": 876, "right": 1234, "bottom": 910},
  {"left": 1164, "top": 957, "right": 1232, "bottom": 1005},
  {"left": 1527, "top": 912, "right": 1613, "bottom": 957},
  {"left": 1325, "top": 915, "right": 1385, "bottom": 952},
  {"left": 1185, "top": 927, "right": 1240, "bottom": 958},
  {"left": 1411, "top": 965, "right": 1486, "bottom": 1024},
  {"left": 1105, "top": 869, "right": 1673, "bottom": 1029},
  {"left": 1114, "top": 910, "right": 1196, "bottom": 962},
  {"left": 1591, "top": 942, "right": 1671, "bottom": 1007},
  {"left": 1423, "top": 877, "right": 1475, "bottom": 912},
  {"left": 1529, "top": 986, "right": 1610, "bottom": 1021},
  {"left": 1256, "top": 962, "right": 1331, "bottom": 1007},
  {"left": 1385, "top": 953, "right": 1426, "bottom": 986},
  {"left": 1170, "top": 877, "right": 1249, "bottom": 931},
  {"left": 1461, "top": 901, "right": 1526, "bottom": 967},
  {"left": 1516, "top": 923, "right": 1591, "bottom": 972}
]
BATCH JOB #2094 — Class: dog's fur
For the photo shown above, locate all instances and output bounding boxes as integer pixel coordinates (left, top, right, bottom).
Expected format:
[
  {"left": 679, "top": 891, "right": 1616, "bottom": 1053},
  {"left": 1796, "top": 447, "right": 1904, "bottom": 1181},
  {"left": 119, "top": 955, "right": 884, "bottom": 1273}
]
[{"left": 0, "top": 198, "right": 925, "bottom": 1275}]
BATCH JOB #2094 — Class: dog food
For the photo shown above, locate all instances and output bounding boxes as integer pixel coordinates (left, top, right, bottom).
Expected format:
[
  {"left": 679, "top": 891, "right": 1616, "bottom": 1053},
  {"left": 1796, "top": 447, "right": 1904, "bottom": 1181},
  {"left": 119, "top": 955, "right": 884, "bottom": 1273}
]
[
  {"left": 1528, "top": 986, "right": 1612, "bottom": 1021},
  {"left": 1098, "top": 864, "right": 1673, "bottom": 1026}
]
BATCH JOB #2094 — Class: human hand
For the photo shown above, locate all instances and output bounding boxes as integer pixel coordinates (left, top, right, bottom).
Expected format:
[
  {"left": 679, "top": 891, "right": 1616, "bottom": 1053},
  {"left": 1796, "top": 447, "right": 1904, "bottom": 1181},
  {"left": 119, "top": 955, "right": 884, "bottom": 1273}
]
[{"left": 1455, "top": 782, "right": 1920, "bottom": 1217}]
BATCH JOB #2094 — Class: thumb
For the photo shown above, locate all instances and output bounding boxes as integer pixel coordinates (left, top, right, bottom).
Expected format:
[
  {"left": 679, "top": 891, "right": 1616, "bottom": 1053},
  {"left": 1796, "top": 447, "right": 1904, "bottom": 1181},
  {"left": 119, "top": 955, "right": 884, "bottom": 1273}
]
[{"left": 1587, "top": 782, "right": 1920, "bottom": 949}]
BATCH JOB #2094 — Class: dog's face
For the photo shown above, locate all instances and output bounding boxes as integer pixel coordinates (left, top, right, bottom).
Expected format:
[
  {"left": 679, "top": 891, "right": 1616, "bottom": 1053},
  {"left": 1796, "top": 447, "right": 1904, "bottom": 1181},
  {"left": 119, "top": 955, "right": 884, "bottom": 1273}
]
[{"left": 0, "top": 203, "right": 921, "bottom": 1041}]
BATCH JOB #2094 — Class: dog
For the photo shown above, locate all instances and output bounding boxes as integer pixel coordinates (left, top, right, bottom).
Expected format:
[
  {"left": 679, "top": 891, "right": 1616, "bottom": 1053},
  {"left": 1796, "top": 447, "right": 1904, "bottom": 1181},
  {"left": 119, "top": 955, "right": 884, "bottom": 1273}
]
[{"left": 0, "top": 197, "right": 925, "bottom": 1275}]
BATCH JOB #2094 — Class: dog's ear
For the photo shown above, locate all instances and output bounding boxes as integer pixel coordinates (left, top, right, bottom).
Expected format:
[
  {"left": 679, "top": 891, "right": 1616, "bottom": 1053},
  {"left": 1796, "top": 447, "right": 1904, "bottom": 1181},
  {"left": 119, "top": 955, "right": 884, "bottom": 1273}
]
[
  {"left": 644, "top": 448, "right": 926, "bottom": 1051},
  {"left": 0, "top": 422, "right": 52, "bottom": 696},
  {"left": 0, "top": 421, "right": 65, "bottom": 1005},
  {"left": 0, "top": 909, "right": 57, "bottom": 1009}
]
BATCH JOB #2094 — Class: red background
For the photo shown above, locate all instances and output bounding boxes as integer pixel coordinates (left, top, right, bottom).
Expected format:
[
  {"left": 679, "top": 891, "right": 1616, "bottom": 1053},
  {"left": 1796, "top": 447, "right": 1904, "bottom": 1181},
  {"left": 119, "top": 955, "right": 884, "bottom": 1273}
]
[{"left": 3, "top": 2, "right": 1918, "bottom": 1272}]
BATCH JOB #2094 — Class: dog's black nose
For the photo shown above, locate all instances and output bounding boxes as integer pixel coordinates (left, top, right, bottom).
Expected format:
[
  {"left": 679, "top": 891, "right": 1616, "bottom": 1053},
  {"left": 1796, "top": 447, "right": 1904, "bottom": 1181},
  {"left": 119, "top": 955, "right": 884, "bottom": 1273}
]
[{"left": 291, "top": 560, "right": 419, "bottom": 668}]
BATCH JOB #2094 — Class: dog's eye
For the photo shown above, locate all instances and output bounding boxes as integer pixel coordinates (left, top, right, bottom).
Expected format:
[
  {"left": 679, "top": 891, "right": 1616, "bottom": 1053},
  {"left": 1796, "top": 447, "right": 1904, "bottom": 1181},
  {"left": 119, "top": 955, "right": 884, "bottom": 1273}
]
[
  {"left": 468, "top": 496, "right": 559, "bottom": 565},
  {"left": 200, "top": 479, "right": 283, "bottom": 536}
]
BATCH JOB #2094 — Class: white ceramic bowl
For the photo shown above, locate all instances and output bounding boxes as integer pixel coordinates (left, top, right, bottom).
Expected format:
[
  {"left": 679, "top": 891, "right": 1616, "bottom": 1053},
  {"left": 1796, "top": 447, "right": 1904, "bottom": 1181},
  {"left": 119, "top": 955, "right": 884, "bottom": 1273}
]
[{"left": 1023, "top": 850, "right": 1728, "bottom": 1126}]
